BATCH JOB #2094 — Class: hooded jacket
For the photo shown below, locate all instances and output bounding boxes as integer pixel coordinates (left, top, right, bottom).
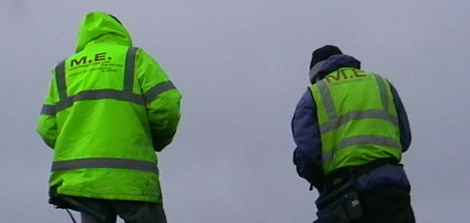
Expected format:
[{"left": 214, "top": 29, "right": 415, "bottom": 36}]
[
  {"left": 292, "top": 54, "right": 411, "bottom": 196},
  {"left": 37, "top": 12, "right": 181, "bottom": 203}
]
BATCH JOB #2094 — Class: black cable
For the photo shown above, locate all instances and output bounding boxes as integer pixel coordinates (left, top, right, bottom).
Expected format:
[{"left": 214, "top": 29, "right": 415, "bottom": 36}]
[
  {"left": 65, "top": 209, "right": 77, "bottom": 223},
  {"left": 59, "top": 196, "right": 107, "bottom": 222}
]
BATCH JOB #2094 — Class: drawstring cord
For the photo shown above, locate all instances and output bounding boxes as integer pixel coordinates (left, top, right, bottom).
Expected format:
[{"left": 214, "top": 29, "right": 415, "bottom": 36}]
[{"left": 65, "top": 209, "right": 77, "bottom": 223}]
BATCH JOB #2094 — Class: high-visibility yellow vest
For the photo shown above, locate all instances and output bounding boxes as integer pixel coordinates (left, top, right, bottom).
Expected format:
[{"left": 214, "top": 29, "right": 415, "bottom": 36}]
[{"left": 309, "top": 68, "right": 401, "bottom": 174}]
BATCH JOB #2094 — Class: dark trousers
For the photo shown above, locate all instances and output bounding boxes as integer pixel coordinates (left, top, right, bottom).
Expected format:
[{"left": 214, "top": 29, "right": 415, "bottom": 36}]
[
  {"left": 357, "top": 186, "right": 415, "bottom": 223},
  {"left": 314, "top": 186, "right": 415, "bottom": 223},
  {"left": 70, "top": 197, "right": 167, "bottom": 223}
]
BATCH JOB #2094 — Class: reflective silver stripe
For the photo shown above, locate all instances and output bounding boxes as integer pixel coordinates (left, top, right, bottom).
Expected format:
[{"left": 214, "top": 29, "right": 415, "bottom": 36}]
[
  {"left": 309, "top": 60, "right": 327, "bottom": 83},
  {"left": 51, "top": 158, "right": 159, "bottom": 174},
  {"left": 317, "top": 72, "right": 396, "bottom": 134},
  {"left": 322, "top": 135, "right": 401, "bottom": 163},
  {"left": 124, "top": 47, "right": 138, "bottom": 92},
  {"left": 46, "top": 47, "right": 144, "bottom": 115},
  {"left": 375, "top": 74, "right": 389, "bottom": 112},
  {"left": 41, "top": 105, "right": 55, "bottom": 115},
  {"left": 56, "top": 60, "right": 67, "bottom": 100},
  {"left": 55, "top": 90, "right": 145, "bottom": 113},
  {"left": 316, "top": 71, "right": 401, "bottom": 165},
  {"left": 144, "top": 81, "right": 176, "bottom": 105},
  {"left": 319, "top": 110, "right": 399, "bottom": 134},
  {"left": 317, "top": 80, "right": 337, "bottom": 121},
  {"left": 46, "top": 80, "right": 175, "bottom": 114},
  {"left": 41, "top": 60, "right": 66, "bottom": 116}
]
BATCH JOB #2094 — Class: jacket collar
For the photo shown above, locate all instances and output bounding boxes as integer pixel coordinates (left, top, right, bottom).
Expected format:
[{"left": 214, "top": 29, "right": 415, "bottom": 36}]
[{"left": 309, "top": 54, "right": 361, "bottom": 84}]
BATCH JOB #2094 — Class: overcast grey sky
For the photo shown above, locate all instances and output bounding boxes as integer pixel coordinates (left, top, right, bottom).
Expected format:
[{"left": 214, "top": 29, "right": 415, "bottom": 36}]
[{"left": 1, "top": 1, "right": 469, "bottom": 222}]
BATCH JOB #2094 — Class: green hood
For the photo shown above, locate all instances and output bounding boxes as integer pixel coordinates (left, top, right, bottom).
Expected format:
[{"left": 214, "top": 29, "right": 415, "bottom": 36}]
[{"left": 76, "top": 12, "right": 132, "bottom": 52}]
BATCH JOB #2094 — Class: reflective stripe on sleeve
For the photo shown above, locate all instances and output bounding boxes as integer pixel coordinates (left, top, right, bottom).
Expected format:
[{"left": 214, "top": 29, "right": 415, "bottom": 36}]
[
  {"left": 41, "top": 105, "right": 55, "bottom": 115},
  {"left": 144, "top": 81, "right": 176, "bottom": 105},
  {"left": 51, "top": 158, "right": 159, "bottom": 174}
]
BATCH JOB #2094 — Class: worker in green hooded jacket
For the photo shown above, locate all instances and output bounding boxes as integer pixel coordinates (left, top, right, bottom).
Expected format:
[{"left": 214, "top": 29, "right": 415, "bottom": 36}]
[{"left": 36, "top": 12, "right": 181, "bottom": 223}]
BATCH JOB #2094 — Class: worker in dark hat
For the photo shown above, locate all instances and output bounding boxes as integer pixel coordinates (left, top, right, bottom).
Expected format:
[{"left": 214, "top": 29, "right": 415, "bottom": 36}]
[{"left": 291, "top": 45, "right": 415, "bottom": 223}]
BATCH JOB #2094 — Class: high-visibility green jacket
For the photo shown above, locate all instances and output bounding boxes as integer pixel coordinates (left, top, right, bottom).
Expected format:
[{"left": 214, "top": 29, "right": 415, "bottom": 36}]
[
  {"left": 309, "top": 68, "right": 401, "bottom": 174},
  {"left": 36, "top": 12, "right": 181, "bottom": 203}
]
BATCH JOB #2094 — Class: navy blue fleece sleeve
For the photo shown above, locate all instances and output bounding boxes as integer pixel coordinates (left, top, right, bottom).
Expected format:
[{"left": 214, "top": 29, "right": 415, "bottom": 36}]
[
  {"left": 390, "top": 84, "right": 412, "bottom": 152},
  {"left": 292, "top": 89, "right": 324, "bottom": 191}
]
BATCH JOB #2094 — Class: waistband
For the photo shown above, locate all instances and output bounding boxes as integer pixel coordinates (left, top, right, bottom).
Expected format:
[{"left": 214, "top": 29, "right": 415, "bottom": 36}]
[{"left": 323, "top": 158, "right": 398, "bottom": 194}]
